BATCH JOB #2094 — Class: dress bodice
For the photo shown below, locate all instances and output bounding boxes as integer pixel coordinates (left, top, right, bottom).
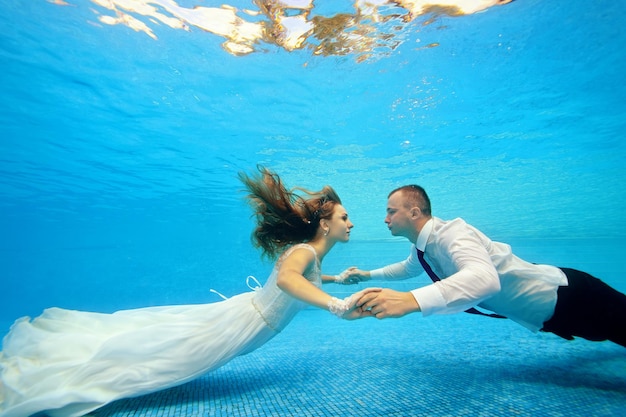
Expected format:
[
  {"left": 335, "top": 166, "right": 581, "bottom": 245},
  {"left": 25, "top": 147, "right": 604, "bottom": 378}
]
[{"left": 252, "top": 244, "right": 321, "bottom": 332}]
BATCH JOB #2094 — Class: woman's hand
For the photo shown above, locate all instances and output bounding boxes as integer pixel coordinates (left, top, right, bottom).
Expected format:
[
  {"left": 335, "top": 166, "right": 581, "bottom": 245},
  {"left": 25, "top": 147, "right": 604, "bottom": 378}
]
[
  {"left": 339, "top": 287, "right": 382, "bottom": 320},
  {"left": 334, "top": 267, "right": 372, "bottom": 284}
]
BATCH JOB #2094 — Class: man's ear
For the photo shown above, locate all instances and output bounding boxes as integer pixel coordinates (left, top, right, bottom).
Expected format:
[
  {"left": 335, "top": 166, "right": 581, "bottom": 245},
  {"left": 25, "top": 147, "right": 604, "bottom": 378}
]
[{"left": 410, "top": 207, "right": 422, "bottom": 219}]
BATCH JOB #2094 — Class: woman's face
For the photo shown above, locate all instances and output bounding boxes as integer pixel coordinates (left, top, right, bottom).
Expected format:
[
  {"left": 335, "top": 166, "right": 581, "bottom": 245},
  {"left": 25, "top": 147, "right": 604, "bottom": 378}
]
[{"left": 325, "top": 204, "right": 354, "bottom": 242}]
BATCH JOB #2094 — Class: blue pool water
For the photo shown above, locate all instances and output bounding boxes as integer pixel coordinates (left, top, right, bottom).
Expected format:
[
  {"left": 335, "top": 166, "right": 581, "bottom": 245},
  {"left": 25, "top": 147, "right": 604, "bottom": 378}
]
[{"left": 1, "top": 0, "right": 625, "bottom": 415}]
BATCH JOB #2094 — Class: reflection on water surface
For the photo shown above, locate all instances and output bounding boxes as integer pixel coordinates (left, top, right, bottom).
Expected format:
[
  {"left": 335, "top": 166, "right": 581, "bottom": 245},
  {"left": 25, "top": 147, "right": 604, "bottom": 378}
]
[{"left": 53, "top": 0, "right": 512, "bottom": 61}]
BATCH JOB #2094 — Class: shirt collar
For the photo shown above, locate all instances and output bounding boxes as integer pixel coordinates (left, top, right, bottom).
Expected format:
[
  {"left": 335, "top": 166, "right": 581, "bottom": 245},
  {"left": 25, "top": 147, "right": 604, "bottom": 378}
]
[{"left": 415, "top": 218, "right": 434, "bottom": 251}]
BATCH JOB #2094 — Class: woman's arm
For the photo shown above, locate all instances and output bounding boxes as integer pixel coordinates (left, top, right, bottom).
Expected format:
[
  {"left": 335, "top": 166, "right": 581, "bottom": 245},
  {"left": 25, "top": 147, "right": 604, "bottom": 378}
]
[
  {"left": 321, "top": 274, "right": 337, "bottom": 283},
  {"left": 276, "top": 248, "right": 374, "bottom": 319},
  {"left": 277, "top": 248, "right": 336, "bottom": 310}
]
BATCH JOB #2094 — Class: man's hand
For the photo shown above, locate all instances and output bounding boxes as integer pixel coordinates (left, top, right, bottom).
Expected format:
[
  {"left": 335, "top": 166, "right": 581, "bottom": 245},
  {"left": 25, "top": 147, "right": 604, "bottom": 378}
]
[
  {"left": 340, "top": 287, "right": 381, "bottom": 320},
  {"left": 357, "top": 288, "right": 420, "bottom": 319},
  {"left": 334, "top": 267, "right": 372, "bottom": 284},
  {"left": 342, "top": 306, "right": 374, "bottom": 320}
]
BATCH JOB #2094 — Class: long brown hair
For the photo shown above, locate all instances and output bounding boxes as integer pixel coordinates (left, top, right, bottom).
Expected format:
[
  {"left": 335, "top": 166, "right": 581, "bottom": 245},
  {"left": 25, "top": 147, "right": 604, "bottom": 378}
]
[{"left": 239, "top": 166, "right": 341, "bottom": 259}]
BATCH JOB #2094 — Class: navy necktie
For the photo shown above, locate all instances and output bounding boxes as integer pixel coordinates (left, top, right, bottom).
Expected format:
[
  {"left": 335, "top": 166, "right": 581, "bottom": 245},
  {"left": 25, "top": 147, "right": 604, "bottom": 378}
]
[{"left": 417, "top": 249, "right": 506, "bottom": 319}]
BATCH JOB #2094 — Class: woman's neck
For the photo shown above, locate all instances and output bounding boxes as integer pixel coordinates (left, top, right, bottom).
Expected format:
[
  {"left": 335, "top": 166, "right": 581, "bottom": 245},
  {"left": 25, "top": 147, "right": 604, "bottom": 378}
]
[{"left": 307, "top": 239, "right": 335, "bottom": 262}]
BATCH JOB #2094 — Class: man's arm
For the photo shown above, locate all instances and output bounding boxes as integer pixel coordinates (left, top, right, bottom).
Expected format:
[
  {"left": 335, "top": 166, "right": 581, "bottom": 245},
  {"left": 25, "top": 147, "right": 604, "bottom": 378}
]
[
  {"left": 357, "top": 222, "right": 502, "bottom": 319},
  {"left": 344, "top": 245, "right": 424, "bottom": 282},
  {"left": 413, "top": 228, "right": 500, "bottom": 316}
]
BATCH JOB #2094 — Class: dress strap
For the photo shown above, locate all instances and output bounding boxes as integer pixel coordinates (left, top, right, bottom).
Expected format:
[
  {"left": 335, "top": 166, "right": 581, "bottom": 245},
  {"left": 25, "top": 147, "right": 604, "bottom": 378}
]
[
  {"left": 210, "top": 275, "right": 262, "bottom": 300},
  {"left": 246, "top": 275, "right": 262, "bottom": 291},
  {"left": 209, "top": 288, "right": 228, "bottom": 300}
]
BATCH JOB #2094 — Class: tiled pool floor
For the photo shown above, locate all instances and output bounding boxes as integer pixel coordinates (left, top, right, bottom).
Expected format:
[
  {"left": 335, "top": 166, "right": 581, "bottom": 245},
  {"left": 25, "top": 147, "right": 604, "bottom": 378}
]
[{"left": 92, "top": 309, "right": 626, "bottom": 417}]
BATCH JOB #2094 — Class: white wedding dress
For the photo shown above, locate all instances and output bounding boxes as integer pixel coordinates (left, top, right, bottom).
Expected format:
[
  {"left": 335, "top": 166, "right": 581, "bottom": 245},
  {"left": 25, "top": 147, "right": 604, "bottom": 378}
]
[{"left": 0, "top": 244, "right": 321, "bottom": 417}]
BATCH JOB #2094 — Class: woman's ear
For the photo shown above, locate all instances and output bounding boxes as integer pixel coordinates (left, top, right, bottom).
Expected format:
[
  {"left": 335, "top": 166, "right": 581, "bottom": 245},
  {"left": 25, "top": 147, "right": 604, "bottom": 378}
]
[{"left": 320, "top": 220, "right": 329, "bottom": 235}]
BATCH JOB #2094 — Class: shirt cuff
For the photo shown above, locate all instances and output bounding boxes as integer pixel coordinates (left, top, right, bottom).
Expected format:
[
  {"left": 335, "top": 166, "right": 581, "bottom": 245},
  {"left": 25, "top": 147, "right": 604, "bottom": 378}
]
[
  {"left": 369, "top": 268, "right": 386, "bottom": 280},
  {"left": 410, "top": 284, "right": 447, "bottom": 316}
]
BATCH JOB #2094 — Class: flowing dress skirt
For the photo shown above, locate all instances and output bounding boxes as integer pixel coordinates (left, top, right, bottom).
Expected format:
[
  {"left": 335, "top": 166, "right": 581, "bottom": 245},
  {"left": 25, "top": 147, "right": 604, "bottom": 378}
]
[{"left": 0, "top": 292, "right": 277, "bottom": 417}]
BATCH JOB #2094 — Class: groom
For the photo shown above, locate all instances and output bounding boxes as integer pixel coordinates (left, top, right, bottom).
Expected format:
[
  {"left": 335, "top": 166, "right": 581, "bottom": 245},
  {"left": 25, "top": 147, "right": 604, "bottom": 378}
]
[{"left": 348, "top": 184, "right": 626, "bottom": 347}]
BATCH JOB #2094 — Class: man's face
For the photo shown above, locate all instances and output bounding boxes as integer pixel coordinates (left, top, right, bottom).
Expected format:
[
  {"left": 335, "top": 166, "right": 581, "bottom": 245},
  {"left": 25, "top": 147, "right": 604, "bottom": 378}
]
[{"left": 384, "top": 191, "right": 413, "bottom": 238}]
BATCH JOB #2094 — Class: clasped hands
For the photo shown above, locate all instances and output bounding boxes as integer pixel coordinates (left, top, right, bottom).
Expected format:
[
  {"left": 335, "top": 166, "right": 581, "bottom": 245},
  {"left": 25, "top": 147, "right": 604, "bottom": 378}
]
[{"left": 336, "top": 267, "right": 419, "bottom": 320}]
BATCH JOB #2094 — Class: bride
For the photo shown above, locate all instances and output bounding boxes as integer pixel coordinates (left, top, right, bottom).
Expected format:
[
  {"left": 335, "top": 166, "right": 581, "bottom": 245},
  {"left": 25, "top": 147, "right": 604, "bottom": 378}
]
[{"left": 0, "top": 166, "right": 372, "bottom": 417}]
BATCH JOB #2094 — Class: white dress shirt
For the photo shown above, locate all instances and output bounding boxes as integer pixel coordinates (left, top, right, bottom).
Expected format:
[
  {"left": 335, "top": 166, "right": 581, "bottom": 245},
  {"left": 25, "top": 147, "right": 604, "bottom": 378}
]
[{"left": 370, "top": 217, "right": 568, "bottom": 332}]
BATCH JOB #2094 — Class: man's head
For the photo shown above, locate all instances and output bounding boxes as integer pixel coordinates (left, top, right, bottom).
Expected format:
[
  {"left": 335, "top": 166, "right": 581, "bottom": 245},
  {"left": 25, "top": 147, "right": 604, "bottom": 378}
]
[{"left": 384, "top": 185, "right": 432, "bottom": 241}]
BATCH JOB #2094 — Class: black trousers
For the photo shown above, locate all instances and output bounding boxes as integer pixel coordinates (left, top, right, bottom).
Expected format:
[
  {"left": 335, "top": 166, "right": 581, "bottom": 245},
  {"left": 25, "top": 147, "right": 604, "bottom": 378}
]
[{"left": 542, "top": 268, "right": 626, "bottom": 347}]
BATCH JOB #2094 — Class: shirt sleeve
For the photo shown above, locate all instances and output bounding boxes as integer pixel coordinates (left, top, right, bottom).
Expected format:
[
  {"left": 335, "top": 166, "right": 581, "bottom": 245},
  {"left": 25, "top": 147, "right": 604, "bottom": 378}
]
[
  {"left": 412, "top": 221, "right": 501, "bottom": 316},
  {"left": 370, "top": 245, "right": 424, "bottom": 281}
]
